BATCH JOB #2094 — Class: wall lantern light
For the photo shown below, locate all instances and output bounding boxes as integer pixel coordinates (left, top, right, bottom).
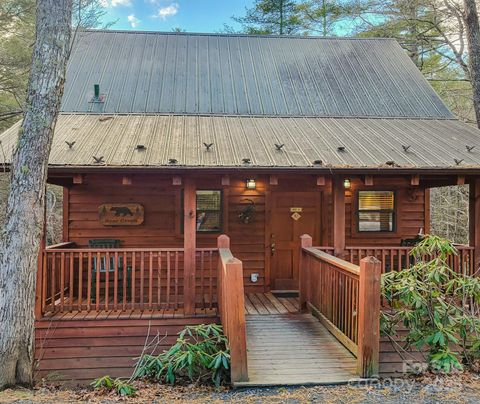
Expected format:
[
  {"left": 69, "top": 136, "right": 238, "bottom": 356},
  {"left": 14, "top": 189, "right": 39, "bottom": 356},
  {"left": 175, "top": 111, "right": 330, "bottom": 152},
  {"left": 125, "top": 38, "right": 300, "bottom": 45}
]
[
  {"left": 246, "top": 179, "right": 256, "bottom": 190},
  {"left": 343, "top": 178, "right": 351, "bottom": 189}
]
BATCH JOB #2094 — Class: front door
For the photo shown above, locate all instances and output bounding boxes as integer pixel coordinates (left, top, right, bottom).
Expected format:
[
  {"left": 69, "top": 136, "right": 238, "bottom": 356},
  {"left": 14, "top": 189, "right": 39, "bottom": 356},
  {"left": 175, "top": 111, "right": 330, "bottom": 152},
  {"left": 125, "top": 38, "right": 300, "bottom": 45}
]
[{"left": 270, "top": 191, "right": 321, "bottom": 290}]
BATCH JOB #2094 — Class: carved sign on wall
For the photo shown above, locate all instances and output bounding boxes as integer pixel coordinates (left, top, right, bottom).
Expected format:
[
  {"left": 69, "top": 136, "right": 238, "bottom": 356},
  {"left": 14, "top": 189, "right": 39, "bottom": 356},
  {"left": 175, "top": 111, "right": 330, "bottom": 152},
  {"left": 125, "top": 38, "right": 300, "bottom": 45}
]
[{"left": 99, "top": 204, "right": 144, "bottom": 226}]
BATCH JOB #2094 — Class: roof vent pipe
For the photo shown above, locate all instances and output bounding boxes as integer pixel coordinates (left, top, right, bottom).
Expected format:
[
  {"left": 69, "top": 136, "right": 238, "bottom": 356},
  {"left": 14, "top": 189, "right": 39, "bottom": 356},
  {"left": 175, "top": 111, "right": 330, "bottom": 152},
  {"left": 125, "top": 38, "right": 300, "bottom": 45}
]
[
  {"left": 94, "top": 84, "right": 100, "bottom": 99},
  {"left": 90, "top": 84, "right": 104, "bottom": 104}
]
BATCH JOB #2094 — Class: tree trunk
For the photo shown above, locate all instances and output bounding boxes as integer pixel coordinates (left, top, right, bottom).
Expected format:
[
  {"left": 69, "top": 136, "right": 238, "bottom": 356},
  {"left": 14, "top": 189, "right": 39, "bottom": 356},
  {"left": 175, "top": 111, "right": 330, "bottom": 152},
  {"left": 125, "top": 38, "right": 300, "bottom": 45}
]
[
  {"left": 280, "top": 0, "right": 284, "bottom": 35},
  {"left": 0, "top": 0, "right": 72, "bottom": 389},
  {"left": 464, "top": 0, "right": 480, "bottom": 127}
]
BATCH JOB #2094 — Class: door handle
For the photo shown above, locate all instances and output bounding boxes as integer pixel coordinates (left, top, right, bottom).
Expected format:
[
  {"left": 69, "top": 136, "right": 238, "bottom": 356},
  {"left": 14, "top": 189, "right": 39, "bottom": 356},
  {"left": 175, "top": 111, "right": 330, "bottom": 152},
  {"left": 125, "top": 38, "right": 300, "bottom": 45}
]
[{"left": 270, "top": 242, "right": 276, "bottom": 256}]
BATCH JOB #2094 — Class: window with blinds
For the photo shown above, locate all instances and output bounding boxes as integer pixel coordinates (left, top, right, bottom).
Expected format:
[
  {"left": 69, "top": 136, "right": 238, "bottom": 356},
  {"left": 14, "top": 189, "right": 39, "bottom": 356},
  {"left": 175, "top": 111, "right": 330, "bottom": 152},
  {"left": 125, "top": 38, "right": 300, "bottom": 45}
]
[
  {"left": 196, "top": 190, "right": 222, "bottom": 232},
  {"left": 357, "top": 191, "right": 395, "bottom": 232}
]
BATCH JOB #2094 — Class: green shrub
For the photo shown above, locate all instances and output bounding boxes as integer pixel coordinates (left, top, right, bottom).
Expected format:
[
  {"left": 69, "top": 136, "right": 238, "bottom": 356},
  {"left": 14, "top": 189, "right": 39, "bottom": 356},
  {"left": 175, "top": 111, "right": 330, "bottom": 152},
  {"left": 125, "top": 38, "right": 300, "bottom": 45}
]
[
  {"left": 381, "top": 235, "right": 480, "bottom": 373},
  {"left": 132, "top": 324, "right": 230, "bottom": 386},
  {"left": 91, "top": 375, "right": 136, "bottom": 397}
]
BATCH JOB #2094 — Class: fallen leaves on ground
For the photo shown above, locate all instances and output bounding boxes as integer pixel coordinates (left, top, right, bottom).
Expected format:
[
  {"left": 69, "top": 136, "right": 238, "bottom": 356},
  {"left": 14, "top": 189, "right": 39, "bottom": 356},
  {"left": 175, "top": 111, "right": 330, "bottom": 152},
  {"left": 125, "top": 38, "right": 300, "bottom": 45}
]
[{"left": 0, "top": 373, "right": 479, "bottom": 403}]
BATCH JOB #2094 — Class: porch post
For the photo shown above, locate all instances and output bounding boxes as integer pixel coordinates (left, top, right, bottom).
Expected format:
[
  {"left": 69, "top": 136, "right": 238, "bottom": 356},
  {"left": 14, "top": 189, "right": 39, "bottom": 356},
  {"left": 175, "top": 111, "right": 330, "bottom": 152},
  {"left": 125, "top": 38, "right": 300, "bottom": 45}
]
[
  {"left": 299, "top": 234, "right": 312, "bottom": 312},
  {"left": 332, "top": 176, "right": 346, "bottom": 257},
  {"left": 35, "top": 186, "right": 47, "bottom": 319},
  {"left": 469, "top": 178, "right": 480, "bottom": 271},
  {"left": 184, "top": 178, "right": 196, "bottom": 315},
  {"left": 357, "top": 256, "right": 381, "bottom": 378},
  {"left": 62, "top": 187, "right": 69, "bottom": 242}
]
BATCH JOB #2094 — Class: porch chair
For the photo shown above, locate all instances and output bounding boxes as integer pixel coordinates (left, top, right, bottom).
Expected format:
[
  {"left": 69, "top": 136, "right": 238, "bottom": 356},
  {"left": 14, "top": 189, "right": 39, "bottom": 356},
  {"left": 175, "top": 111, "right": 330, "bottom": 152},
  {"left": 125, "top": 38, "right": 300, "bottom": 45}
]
[
  {"left": 89, "top": 239, "right": 131, "bottom": 301},
  {"left": 398, "top": 235, "right": 424, "bottom": 270}
]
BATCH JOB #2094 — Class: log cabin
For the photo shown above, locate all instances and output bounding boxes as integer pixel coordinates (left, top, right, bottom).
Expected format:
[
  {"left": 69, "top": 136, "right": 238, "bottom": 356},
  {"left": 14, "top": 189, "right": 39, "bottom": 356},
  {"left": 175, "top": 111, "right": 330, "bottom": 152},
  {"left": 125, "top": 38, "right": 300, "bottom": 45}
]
[{"left": 1, "top": 30, "right": 480, "bottom": 386}]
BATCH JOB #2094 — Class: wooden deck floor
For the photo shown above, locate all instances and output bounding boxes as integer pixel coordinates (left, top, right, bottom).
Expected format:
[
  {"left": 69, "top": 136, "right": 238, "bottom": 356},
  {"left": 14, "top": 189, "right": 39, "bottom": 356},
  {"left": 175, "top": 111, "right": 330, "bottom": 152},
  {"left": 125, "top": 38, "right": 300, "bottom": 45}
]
[
  {"left": 42, "top": 308, "right": 217, "bottom": 321},
  {"left": 239, "top": 293, "right": 358, "bottom": 387},
  {"left": 244, "top": 292, "right": 299, "bottom": 314}
]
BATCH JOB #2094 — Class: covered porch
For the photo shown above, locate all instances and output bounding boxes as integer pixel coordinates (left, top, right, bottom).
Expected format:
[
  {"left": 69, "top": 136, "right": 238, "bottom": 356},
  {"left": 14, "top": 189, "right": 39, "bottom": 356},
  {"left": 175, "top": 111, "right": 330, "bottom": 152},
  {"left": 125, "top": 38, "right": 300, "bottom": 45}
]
[{"left": 34, "top": 171, "right": 480, "bottom": 384}]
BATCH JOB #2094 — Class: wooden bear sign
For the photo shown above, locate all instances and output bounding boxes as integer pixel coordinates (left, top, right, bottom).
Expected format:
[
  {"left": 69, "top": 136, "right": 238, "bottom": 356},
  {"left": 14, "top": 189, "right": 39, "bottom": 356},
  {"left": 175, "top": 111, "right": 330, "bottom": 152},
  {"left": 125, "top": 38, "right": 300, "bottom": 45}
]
[{"left": 99, "top": 204, "right": 144, "bottom": 226}]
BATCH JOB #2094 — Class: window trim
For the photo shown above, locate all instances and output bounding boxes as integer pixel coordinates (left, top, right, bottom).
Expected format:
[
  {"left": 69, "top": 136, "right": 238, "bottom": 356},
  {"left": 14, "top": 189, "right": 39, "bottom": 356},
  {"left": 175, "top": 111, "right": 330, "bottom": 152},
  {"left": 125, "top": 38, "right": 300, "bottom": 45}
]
[
  {"left": 195, "top": 189, "right": 223, "bottom": 234},
  {"left": 356, "top": 190, "right": 396, "bottom": 233}
]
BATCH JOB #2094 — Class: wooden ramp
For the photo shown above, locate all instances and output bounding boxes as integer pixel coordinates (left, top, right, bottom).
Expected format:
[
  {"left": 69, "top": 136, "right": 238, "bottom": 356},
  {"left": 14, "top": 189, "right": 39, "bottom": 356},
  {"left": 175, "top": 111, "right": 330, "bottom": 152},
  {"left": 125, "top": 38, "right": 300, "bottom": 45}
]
[{"left": 236, "top": 294, "right": 358, "bottom": 387}]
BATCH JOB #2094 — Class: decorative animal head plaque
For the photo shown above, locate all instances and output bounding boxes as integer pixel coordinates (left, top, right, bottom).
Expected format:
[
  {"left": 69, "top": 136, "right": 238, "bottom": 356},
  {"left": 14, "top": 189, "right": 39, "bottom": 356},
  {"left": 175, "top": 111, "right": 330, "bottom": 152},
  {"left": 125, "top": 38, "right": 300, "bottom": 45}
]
[{"left": 99, "top": 204, "right": 144, "bottom": 226}]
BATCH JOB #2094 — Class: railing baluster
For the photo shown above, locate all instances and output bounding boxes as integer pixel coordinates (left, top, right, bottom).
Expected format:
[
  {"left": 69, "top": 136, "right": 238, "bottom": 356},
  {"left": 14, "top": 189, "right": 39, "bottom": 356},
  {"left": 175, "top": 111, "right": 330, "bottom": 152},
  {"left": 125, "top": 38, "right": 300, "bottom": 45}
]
[
  {"left": 348, "top": 277, "right": 353, "bottom": 341},
  {"left": 42, "top": 251, "right": 47, "bottom": 315},
  {"left": 471, "top": 249, "right": 474, "bottom": 275},
  {"left": 96, "top": 252, "right": 100, "bottom": 311},
  {"left": 148, "top": 252, "right": 153, "bottom": 310},
  {"left": 352, "top": 282, "right": 358, "bottom": 343},
  {"left": 201, "top": 250, "right": 205, "bottom": 308},
  {"left": 209, "top": 250, "right": 213, "bottom": 309},
  {"left": 105, "top": 252, "right": 110, "bottom": 311},
  {"left": 381, "top": 249, "right": 386, "bottom": 273},
  {"left": 131, "top": 252, "right": 136, "bottom": 310},
  {"left": 157, "top": 252, "right": 162, "bottom": 308},
  {"left": 140, "top": 251, "right": 145, "bottom": 311},
  {"left": 51, "top": 253, "right": 56, "bottom": 312},
  {"left": 60, "top": 252, "right": 65, "bottom": 312},
  {"left": 122, "top": 252, "right": 127, "bottom": 311},
  {"left": 87, "top": 252, "right": 92, "bottom": 312},
  {"left": 78, "top": 252, "right": 83, "bottom": 312},
  {"left": 113, "top": 252, "right": 118, "bottom": 311},
  {"left": 166, "top": 251, "right": 171, "bottom": 307},
  {"left": 69, "top": 252, "right": 74, "bottom": 312},
  {"left": 175, "top": 251, "right": 179, "bottom": 310}
]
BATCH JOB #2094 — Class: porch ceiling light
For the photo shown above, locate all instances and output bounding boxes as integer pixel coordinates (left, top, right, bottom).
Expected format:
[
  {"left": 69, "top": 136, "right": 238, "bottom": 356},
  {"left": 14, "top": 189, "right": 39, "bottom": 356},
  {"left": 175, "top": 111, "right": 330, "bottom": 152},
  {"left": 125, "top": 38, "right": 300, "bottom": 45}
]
[
  {"left": 343, "top": 178, "right": 351, "bottom": 189},
  {"left": 246, "top": 179, "right": 256, "bottom": 190}
]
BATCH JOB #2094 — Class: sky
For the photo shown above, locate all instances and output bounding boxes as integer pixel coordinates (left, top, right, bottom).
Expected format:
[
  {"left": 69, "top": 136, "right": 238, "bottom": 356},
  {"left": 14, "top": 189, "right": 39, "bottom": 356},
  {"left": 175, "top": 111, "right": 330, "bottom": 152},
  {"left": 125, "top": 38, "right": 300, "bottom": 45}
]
[{"left": 100, "top": 0, "right": 251, "bottom": 33}]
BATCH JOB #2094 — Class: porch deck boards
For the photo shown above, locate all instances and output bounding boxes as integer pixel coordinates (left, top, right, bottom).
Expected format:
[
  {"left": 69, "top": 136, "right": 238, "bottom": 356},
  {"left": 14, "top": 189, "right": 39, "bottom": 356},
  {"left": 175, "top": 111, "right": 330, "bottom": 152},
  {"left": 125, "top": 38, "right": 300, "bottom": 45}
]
[
  {"left": 41, "top": 297, "right": 217, "bottom": 320},
  {"left": 244, "top": 292, "right": 299, "bottom": 315},
  {"left": 239, "top": 293, "right": 358, "bottom": 387}
]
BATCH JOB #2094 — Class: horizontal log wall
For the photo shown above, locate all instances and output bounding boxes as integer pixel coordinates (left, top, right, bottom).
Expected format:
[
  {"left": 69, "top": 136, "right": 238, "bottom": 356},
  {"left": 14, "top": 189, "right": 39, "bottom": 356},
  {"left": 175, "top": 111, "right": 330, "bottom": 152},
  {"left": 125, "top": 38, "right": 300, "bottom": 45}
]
[
  {"left": 319, "top": 177, "right": 427, "bottom": 247},
  {"left": 344, "top": 177, "right": 427, "bottom": 246},
  {"left": 227, "top": 178, "right": 266, "bottom": 292},
  {"left": 65, "top": 174, "right": 267, "bottom": 293},
  {"left": 63, "top": 174, "right": 430, "bottom": 293},
  {"left": 67, "top": 176, "right": 182, "bottom": 248},
  {"left": 35, "top": 316, "right": 218, "bottom": 385},
  {"left": 379, "top": 333, "right": 428, "bottom": 377}
]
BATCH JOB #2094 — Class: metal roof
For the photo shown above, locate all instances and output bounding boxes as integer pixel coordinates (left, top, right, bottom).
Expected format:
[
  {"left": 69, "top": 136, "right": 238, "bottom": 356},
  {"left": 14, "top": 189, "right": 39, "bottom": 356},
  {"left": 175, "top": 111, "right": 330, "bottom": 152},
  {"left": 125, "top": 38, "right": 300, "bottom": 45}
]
[
  {"left": 1, "top": 114, "right": 479, "bottom": 168},
  {"left": 60, "top": 30, "right": 453, "bottom": 119}
]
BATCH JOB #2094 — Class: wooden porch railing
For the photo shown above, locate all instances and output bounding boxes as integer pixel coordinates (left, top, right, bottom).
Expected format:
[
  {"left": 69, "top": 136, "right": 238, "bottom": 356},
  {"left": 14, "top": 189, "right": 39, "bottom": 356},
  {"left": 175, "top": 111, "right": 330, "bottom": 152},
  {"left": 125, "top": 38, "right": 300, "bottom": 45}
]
[
  {"left": 40, "top": 243, "right": 218, "bottom": 315},
  {"left": 299, "top": 235, "right": 381, "bottom": 378},
  {"left": 217, "top": 235, "right": 248, "bottom": 383},
  {"left": 346, "top": 245, "right": 476, "bottom": 276}
]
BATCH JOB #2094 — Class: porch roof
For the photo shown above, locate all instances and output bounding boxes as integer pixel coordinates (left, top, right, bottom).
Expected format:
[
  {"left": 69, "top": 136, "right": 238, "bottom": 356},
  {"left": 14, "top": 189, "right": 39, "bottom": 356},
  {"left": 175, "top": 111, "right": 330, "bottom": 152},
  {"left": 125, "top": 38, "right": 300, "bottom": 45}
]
[{"left": 1, "top": 113, "right": 480, "bottom": 169}]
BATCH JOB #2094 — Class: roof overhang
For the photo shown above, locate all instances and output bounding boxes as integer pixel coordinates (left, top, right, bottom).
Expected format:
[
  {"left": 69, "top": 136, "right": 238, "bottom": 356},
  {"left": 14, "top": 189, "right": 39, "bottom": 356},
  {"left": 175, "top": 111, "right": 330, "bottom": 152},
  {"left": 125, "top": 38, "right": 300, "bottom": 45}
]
[
  {"left": 40, "top": 165, "right": 480, "bottom": 176},
  {"left": 2, "top": 114, "right": 480, "bottom": 170}
]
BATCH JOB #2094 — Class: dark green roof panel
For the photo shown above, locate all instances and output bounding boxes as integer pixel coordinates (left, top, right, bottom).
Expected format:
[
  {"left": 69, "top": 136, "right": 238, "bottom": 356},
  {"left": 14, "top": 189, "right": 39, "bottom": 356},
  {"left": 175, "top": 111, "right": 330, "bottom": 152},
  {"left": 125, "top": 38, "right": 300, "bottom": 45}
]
[{"left": 60, "top": 30, "right": 453, "bottom": 118}]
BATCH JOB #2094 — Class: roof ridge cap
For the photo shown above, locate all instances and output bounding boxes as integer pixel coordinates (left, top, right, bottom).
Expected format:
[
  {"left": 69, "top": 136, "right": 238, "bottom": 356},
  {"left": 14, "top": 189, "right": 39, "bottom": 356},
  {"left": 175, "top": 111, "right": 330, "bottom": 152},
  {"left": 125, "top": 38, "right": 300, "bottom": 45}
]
[
  {"left": 79, "top": 29, "right": 398, "bottom": 42},
  {"left": 57, "top": 112, "right": 459, "bottom": 121}
]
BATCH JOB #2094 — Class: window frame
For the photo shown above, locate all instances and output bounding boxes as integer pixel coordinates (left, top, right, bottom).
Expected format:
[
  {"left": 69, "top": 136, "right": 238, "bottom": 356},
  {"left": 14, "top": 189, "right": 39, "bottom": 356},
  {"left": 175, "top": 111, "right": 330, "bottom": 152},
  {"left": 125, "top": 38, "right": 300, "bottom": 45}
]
[
  {"left": 194, "top": 189, "right": 223, "bottom": 234},
  {"left": 356, "top": 190, "right": 396, "bottom": 233}
]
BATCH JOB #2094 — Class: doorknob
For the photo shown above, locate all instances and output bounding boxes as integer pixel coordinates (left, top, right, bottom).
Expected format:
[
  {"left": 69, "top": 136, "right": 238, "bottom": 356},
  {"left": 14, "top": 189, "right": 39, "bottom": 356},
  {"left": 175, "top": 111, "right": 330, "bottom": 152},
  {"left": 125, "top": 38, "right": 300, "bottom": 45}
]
[{"left": 270, "top": 242, "right": 276, "bottom": 256}]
